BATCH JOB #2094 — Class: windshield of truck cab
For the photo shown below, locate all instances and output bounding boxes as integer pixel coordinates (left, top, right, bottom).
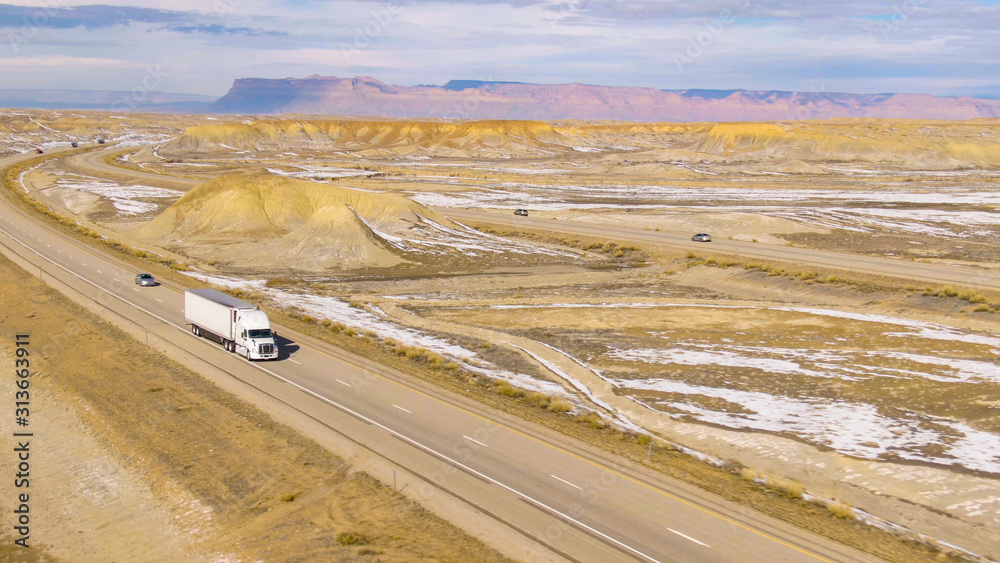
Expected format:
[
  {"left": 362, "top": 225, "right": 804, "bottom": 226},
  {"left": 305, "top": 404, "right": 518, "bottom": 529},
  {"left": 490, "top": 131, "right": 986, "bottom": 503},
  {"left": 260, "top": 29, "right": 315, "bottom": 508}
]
[{"left": 248, "top": 329, "right": 272, "bottom": 339}]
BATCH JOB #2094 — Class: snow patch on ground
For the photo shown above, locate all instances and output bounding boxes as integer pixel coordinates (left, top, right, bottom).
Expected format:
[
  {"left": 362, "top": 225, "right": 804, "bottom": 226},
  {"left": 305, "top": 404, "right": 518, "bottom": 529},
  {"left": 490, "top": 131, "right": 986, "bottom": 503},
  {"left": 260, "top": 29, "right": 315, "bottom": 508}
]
[
  {"left": 52, "top": 175, "right": 183, "bottom": 216},
  {"left": 614, "top": 377, "right": 1000, "bottom": 474}
]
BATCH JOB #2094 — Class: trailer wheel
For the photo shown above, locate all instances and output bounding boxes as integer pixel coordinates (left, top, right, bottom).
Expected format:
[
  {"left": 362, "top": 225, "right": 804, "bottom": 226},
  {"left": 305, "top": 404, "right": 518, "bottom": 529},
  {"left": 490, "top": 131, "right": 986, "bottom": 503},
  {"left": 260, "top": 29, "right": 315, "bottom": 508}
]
[{"left": 192, "top": 325, "right": 199, "bottom": 336}]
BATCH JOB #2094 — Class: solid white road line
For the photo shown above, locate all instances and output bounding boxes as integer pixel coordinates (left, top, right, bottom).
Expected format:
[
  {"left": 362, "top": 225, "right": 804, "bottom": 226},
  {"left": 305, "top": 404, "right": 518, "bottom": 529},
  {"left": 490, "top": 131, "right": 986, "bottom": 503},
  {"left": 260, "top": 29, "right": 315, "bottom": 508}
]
[
  {"left": 551, "top": 474, "right": 583, "bottom": 491},
  {"left": 393, "top": 404, "right": 412, "bottom": 414},
  {"left": 463, "top": 435, "right": 488, "bottom": 448},
  {"left": 667, "top": 528, "right": 710, "bottom": 548}
]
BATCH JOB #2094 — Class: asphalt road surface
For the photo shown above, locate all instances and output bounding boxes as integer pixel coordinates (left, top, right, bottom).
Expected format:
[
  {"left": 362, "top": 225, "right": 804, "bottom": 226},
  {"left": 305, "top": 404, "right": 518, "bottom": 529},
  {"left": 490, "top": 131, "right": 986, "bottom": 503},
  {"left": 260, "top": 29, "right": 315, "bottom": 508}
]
[
  {"left": 0, "top": 147, "right": 888, "bottom": 562},
  {"left": 442, "top": 209, "right": 1000, "bottom": 291}
]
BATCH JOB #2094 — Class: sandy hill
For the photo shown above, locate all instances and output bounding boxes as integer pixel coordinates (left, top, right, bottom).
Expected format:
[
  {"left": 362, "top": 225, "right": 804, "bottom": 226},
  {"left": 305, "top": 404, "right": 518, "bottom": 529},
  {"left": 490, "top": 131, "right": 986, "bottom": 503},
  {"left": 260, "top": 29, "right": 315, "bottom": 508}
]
[
  {"left": 693, "top": 121, "right": 1000, "bottom": 167},
  {"left": 161, "top": 119, "right": 571, "bottom": 157},
  {"left": 137, "top": 174, "right": 463, "bottom": 270}
]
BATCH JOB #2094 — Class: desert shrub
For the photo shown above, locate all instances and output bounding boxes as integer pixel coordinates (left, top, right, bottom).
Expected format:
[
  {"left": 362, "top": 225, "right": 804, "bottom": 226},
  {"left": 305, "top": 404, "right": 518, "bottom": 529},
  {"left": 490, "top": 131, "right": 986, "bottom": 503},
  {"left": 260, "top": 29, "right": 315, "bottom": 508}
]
[
  {"left": 426, "top": 353, "right": 446, "bottom": 368},
  {"left": 636, "top": 434, "right": 651, "bottom": 446},
  {"left": 826, "top": 501, "right": 856, "bottom": 520},
  {"left": 495, "top": 381, "right": 524, "bottom": 397},
  {"left": 336, "top": 532, "right": 370, "bottom": 546},
  {"left": 547, "top": 399, "right": 573, "bottom": 413},
  {"left": 525, "top": 391, "right": 550, "bottom": 409},
  {"left": 769, "top": 476, "right": 805, "bottom": 499},
  {"left": 959, "top": 290, "right": 987, "bottom": 303},
  {"left": 573, "top": 412, "right": 607, "bottom": 429},
  {"left": 744, "top": 262, "right": 771, "bottom": 272}
]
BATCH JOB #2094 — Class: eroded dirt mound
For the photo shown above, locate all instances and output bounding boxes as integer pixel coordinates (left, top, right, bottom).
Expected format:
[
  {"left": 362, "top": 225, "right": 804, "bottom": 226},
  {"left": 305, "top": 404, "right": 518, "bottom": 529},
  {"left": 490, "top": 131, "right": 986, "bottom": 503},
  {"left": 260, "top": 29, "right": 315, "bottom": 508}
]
[
  {"left": 694, "top": 121, "right": 1000, "bottom": 168},
  {"left": 137, "top": 174, "right": 457, "bottom": 269}
]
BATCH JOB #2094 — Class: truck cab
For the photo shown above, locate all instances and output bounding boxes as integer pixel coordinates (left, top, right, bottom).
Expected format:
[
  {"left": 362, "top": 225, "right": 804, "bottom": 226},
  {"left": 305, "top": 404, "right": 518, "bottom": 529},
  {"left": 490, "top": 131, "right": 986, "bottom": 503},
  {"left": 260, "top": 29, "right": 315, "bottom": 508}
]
[{"left": 234, "top": 309, "right": 278, "bottom": 360}]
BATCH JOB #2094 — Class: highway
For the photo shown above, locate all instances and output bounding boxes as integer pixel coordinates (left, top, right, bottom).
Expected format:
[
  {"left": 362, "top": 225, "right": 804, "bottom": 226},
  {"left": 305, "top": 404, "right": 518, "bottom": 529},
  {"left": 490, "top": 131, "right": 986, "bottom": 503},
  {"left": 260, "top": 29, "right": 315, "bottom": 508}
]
[
  {"left": 64, "top": 145, "right": 1000, "bottom": 290},
  {"left": 442, "top": 209, "right": 1000, "bottom": 291},
  {"left": 0, "top": 147, "right": 887, "bottom": 562}
]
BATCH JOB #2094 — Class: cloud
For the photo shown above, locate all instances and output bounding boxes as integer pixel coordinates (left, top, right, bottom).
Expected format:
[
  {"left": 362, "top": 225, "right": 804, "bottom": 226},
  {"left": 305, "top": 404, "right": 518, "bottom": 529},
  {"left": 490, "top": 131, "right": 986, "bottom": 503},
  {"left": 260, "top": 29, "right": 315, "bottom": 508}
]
[
  {"left": 0, "top": 54, "right": 142, "bottom": 68},
  {"left": 0, "top": 0, "right": 996, "bottom": 97}
]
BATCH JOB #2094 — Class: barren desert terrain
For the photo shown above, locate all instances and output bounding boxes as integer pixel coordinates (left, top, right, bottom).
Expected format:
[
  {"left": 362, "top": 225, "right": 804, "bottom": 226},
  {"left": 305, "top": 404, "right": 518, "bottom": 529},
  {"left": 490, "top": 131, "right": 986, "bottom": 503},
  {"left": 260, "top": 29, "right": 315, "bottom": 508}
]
[{"left": 4, "top": 110, "right": 1000, "bottom": 561}]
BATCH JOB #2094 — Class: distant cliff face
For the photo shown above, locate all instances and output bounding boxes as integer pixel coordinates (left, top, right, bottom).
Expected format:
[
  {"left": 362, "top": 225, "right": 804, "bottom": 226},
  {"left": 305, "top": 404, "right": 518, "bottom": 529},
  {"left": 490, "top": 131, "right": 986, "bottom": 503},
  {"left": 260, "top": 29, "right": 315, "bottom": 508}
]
[{"left": 210, "top": 76, "right": 1000, "bottom": 121}]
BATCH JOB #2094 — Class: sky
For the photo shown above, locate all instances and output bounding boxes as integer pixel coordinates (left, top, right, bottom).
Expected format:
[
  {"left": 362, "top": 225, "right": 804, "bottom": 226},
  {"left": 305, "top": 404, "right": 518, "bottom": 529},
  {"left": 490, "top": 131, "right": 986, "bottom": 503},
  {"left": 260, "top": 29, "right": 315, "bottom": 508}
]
[{"left": 0, "top": 0, "right": 998, "bottom": 98}]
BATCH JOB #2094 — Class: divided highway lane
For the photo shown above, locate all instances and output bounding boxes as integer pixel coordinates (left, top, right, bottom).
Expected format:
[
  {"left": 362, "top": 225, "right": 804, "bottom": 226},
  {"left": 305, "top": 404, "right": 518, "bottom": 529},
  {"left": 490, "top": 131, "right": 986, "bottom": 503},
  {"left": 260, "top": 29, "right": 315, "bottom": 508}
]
[
  {"left": 442, "top": 209, "right": 1000, "bottom": 290},
  {"left": 0, "top": 150, "right": 883, "bottom": 562}
]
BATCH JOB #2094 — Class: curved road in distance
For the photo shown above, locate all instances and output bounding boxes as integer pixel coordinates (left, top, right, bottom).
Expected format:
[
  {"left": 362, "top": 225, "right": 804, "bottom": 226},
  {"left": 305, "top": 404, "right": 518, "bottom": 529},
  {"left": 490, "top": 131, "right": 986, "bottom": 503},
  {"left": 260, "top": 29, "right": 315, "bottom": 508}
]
[
  {"left": 0, "top": 151, "right": 894, "bottom": 562},
  {"left": 66, "top": 145, "right": 1000, "bottom": 290}
]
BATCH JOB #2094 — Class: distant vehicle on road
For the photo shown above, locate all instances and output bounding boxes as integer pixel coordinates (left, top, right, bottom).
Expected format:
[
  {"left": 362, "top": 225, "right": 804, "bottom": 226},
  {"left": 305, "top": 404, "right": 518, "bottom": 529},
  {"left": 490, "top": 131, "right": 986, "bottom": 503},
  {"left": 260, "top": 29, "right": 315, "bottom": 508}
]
[
  {"left": 35, "top": 148, "right": 43, "bottom": 154},
  {"left": 691, "top": 233, "right": 712, "bottom": 242},
  {"left": 96, "top": 138, "right": 105, "bottom": 144},
  {"left": 135, "top": 273, "right": 156, "bottom": 286},
  {"left": 70, "top": 141, "right": 78, "bottom": 148},
  {"left": 514, "top": 209, "right": 529, "bottom": 216}
]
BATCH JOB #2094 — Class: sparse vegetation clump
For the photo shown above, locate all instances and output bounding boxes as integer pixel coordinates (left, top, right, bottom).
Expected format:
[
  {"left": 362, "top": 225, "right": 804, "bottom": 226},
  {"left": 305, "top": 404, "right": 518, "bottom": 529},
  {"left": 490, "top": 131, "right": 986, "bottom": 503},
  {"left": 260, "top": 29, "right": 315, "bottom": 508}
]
[
  {"left": 740, "top": 468, "right": 805, "bottom": 499},
  {"left": 922, "top": 285, "right": 999, "bottom": 312},
  {"left": 495, "top": 380, "right": 525, "bottom": 397},
  {"left": 826, "top": 501, "right": 857, "bottom": 520},
  {"left": 525, "top": 391, "right": 550, "bottom": 409},
  {"left": 474, "top": 225, "right": 650, "bottom": 265},
  {"left": 547, "top": 398, "right": 573, "bottom": 413},
  {"left": 573, "top": 412, "right": 608, "bottom": 429},
  {"left": 336, "top": 532, "right": 371, "bottom": 546}
]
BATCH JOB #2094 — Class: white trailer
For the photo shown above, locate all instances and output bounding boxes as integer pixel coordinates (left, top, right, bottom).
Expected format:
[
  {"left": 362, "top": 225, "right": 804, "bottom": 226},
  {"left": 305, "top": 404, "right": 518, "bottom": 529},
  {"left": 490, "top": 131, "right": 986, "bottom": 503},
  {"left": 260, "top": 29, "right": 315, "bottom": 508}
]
[{"left": 185, "top": 289, "right": 278, "bottom": 361}]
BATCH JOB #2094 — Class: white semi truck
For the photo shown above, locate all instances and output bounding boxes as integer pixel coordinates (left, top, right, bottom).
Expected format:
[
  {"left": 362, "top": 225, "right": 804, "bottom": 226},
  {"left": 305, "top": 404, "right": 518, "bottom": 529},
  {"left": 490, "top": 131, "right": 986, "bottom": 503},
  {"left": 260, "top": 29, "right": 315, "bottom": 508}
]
[{"left": 185, "top": 289, "right": 279, "bottom": 361}]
